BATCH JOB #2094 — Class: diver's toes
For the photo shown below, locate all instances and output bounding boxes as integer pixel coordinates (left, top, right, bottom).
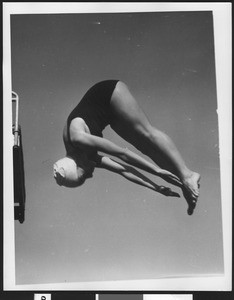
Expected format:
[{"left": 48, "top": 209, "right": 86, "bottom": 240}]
[
  {"left": 187, "top": 200, "right": 197, "bottom": 215},
  {"left": 187, "top": 208, "right": 193, "bottom": 215}
]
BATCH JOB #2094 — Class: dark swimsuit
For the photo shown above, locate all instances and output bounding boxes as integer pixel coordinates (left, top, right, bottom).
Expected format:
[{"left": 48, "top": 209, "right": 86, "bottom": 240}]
[
  {"left": 67, "top": 80, "right": 119, "bottom": 159},
  {"left": 67, "top": 80, "right": 119, "bottom": 137}
]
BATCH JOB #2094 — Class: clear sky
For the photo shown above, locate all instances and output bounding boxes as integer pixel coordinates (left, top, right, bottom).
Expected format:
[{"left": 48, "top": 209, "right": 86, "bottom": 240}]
[{"left": 11, "top": 11, "right": 223, "bottom": 285}]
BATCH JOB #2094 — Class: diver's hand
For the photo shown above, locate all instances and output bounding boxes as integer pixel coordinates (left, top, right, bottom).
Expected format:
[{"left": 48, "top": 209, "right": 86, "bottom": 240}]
[{"left": 157, "top": 185, "right": 180, "bottom": 197}]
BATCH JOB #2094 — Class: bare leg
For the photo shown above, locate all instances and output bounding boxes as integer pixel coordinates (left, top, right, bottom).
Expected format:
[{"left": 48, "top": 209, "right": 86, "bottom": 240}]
[
  {"left": 140, "top": 127, "right": 201, "bottom": 214},
  {"left": 110, "top": 81, "right": 201, "bottom": 214}
]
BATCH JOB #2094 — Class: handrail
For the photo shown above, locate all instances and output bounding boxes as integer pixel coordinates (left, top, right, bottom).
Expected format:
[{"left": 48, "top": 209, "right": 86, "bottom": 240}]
[{"left": 12, "top": 91, "right": 19, "bottom": 146}]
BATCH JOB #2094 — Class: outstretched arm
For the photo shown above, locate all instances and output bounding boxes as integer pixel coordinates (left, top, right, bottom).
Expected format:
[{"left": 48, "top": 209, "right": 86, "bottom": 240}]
[
  {"left": 96, "top": 155, "right": 180, "bottom": 197},
  {"left": 70, "top": 121, "right": 182, "bottom": 188}
]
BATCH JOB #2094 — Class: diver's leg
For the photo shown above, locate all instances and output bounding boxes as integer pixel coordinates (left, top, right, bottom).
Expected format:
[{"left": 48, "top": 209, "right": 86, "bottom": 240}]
[{"left": 110, "top": 81, "right": 200, "bottom": 214}]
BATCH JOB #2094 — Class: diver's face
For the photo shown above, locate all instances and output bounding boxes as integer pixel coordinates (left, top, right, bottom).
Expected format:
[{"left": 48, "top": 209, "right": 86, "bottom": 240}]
[
  {"left": 83, "top": 160, "right": 96, "bottom": 179},
  {"left": 84, "top": 170, "right": 93, "bottom": 179},
  {"left": 76, "top": 162, "right": 94, "bottom": 183},
  {"left": 68, "top": 151, "right": 96, "bottom": 181},
  {"left": 81, "top": 165, "right": 94, "bottom": 180}
]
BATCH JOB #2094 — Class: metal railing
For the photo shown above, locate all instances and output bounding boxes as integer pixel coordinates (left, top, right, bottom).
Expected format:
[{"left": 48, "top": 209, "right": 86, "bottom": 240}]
[
  {"left": 12, "top": 91, "right": 19, "bottom": 146},
  {"left": 12, "top": 91, "right": 26, "bottom": 223}
]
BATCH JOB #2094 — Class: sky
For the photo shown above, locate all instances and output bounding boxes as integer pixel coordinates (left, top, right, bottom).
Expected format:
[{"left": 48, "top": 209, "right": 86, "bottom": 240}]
[{"left": 10, "top": 11, "right": 223, "bottom": 285}]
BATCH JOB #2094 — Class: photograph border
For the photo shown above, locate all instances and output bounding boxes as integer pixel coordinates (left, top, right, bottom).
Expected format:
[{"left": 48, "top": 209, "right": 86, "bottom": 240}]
[{"left": 3, "top": 2, "right": 232, "bottom": 292}]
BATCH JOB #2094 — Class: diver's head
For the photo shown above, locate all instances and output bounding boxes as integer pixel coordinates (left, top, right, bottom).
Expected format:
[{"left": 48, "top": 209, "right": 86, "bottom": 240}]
[{"left": 53, "top": 154, "right": 95, "bottom": 188}]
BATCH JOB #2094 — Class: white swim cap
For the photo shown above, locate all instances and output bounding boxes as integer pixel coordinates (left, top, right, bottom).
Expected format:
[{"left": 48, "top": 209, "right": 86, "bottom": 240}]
[{"left": 53, "top": 156, "right": 85, "bottom": 187}]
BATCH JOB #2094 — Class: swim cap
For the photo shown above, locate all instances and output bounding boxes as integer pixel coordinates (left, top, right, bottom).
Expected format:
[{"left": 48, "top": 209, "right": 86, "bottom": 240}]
[{"left": 53, "top": 156, "right": 85, "bottom": 187}]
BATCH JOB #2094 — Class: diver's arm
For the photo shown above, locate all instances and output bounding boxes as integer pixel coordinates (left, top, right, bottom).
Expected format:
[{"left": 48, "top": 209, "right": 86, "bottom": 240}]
[
  {"left": 71, "top": 129, "right": 182, "bottom": 187},
  {"left": 95, "top": 155, "right": 180, "bottom": 197}
]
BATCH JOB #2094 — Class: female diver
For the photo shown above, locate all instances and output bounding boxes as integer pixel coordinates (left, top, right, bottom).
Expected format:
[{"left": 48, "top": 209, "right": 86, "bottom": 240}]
[{"left": 53, "top": 80, "right": 200, "bottom": 215}]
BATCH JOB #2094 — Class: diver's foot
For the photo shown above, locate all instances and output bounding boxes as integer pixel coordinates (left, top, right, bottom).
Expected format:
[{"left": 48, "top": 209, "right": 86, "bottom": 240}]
[
  {"left": 157, "top": 168, "right": 183, "bottom": 187},
  {"left": 181, "top": 172, "right": 201, "bottom": 215}
]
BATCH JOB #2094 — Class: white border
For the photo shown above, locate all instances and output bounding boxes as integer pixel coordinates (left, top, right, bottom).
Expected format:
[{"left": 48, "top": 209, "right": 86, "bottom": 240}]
[
  {"left": 96, "top": 295, "right": 193, "bottom": 300},
  {"left": 3, "top": 1, "right": 16, "bottom": 290},
  {"left": 3, "top": 2, "right": 232, "bottom": 291},
  {"left": 143, "top": 295, "right": 193, "bottom": 300}
]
